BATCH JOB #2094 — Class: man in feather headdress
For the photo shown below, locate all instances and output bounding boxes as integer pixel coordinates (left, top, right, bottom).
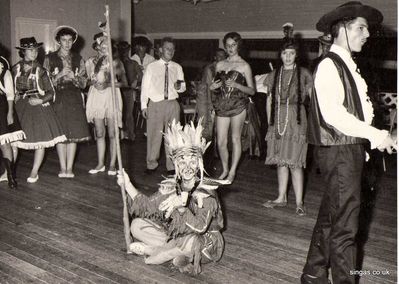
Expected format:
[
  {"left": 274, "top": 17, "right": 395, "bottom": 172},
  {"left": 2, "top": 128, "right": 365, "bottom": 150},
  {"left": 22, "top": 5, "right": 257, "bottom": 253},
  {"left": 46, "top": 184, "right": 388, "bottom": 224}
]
[{"left": 118, "top": 119, "right": 226, "bottom": 274}]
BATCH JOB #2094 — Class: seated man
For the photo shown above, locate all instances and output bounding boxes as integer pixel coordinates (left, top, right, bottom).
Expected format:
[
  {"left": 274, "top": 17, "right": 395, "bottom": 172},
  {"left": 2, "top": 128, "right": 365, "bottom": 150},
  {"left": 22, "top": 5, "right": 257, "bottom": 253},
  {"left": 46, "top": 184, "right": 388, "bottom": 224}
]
[{"left": 118, "top": 119, "right": 227, "bottom": 274}]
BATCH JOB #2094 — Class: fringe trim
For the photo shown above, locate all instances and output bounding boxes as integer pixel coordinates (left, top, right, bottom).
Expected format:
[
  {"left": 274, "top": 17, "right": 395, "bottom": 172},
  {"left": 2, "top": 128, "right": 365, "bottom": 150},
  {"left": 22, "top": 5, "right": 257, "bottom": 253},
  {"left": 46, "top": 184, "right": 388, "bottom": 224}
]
[
  {"left": 0, "top": 130, "right": 26, "bottom": 145},
  {"left": 265, "top": 157, "right": 306, "bottom": 169},
  {"left": 12, "top": 135, "right": 67, "bottom": 149}
]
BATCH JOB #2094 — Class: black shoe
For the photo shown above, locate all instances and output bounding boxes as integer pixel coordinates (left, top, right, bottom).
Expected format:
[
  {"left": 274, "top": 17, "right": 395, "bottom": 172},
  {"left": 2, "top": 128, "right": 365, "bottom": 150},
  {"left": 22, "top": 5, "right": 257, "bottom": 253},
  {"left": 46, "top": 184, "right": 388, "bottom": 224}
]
[
  {"left": 300, "top": 274, "right": 330, "bottom": 284},
  {"left": 144, "top": 168, "right": 156, "bottom": 175},
  {"left": 166, "top": 170, "right": 175, "bottom": 176},
  {"left": 2, "top": 158, "right": 17, "bottom": 189}
]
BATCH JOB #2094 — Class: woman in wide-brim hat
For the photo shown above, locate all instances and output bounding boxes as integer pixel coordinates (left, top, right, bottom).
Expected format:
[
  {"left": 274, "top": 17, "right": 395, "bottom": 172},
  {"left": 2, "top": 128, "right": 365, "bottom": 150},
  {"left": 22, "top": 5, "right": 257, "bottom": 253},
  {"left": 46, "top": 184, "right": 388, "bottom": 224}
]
[
  {"left": 85, "top": 33, "right": 126, "bottom": 176},
  {"left": 12, "top": 37, "right": 66, "bottom": 183},
  {"left": 0, "top": 55, "right": 25, "bottom": 188},
  {"left": 43, "top": 25, "right": 91, "bottom": 179}
]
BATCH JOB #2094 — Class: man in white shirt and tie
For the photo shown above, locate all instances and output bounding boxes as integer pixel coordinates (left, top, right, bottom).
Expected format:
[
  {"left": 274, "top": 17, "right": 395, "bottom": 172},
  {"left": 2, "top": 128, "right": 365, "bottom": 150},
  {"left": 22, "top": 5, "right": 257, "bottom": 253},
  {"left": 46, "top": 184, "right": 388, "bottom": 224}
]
[{"left": 141, "top": 37, "right": 186, "bottom": 174}]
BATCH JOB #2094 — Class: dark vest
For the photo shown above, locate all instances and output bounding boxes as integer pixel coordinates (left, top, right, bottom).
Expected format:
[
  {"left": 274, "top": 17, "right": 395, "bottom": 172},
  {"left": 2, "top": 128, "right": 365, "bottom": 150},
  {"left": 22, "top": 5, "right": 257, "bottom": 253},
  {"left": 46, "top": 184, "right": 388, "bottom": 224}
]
[
  {"left": 307, "top": 52, "right": 367, "bottom": 146},
  {"left": 46, "top": 51, "right": 81, "bottom": 80}
]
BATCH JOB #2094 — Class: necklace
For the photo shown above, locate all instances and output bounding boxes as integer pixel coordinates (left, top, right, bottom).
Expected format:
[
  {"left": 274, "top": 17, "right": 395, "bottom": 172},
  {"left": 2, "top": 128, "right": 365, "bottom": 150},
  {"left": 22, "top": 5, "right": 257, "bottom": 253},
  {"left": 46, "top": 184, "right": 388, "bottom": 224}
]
[{"left": 277, "top": 65, "right": 295, "bottom": 136}]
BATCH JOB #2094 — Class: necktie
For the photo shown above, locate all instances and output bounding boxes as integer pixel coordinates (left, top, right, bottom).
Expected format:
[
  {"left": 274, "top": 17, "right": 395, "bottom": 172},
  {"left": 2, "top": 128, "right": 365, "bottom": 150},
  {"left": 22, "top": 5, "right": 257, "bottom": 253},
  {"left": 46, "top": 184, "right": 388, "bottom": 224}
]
[{"left": 164, "top": 62, "right": 169, "bottom": 100}]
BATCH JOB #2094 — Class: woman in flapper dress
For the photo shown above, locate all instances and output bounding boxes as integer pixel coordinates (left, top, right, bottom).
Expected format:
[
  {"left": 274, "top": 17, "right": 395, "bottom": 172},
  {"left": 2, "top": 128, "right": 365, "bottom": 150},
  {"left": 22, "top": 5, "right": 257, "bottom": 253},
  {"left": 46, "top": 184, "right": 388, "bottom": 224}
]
[
  {"left": 262, "top": 38, "right": 313, "bottom": 216},
  {"left": 12, "top": 37, "right": 66, "bottom": 183},
  {"left": 0, "top": 56, "right": 25, "bottom": 188}
]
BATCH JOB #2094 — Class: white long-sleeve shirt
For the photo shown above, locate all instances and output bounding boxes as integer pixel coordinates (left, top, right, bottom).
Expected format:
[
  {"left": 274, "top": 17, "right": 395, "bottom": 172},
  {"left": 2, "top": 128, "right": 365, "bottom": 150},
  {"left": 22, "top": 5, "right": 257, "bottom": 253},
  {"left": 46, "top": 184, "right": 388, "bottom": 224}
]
[
  {"left": 314, "top": 44, "right": 388, "bottom": 149},
  {"left": 141, "top": 58, "right": 186, "bottom": 110}
]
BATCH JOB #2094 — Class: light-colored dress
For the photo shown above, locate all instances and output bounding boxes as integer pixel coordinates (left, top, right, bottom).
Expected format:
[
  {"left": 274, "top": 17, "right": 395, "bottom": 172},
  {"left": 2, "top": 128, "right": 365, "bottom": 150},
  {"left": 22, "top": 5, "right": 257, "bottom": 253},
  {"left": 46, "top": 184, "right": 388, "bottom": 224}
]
[
  {"left": 85, "top": 56, "right": 123, "bottom": 126},
  {"left": 264, "top": 66, "right": 313, "bottom": 168}
]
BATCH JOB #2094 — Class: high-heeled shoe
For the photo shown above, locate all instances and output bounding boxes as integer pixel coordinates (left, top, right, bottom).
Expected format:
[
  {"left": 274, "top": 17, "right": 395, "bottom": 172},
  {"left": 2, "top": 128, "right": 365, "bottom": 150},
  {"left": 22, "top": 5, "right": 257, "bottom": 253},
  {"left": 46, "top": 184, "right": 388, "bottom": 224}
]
[
  {"left": 2, "top": 158, "right": 17, "bottom": 189},
  {"left": 88, "top": 166, "right": 105, "bottom": 174},
  {"left": 27, "top": 175, "right": 39, "bottom": 183}
]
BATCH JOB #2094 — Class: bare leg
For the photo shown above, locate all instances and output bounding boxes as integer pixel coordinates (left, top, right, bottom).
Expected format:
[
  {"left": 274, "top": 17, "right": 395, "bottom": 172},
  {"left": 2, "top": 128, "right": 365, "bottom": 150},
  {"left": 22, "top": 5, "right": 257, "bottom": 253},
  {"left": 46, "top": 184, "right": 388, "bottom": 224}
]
[
  {"left": 12, "top": 146, "right": 18, "bottom": 162},
  {"left": 145, "top": 247, "right": 185, "bottom": 265},
  {"left": 93, "top": 119, "right": 106, "bottom": 170},
  {"left": 290, "top": 167, "right": 304, "bottom": 206},
  {"left": 66, "top": 143, "right": 77, "bottom": 174},
  {"left": 216, "top": 116, "right": 230, "bottom": 179},
  {"left": 227, "top": 110, "right": 246, "bottom": 182},
  {"left": 107, "top": 118, "right": 117, "bottom": 171},
  {"left": 56, "top": 143, "right": 67, "bottom": 174},
  {"left": 274, "top": 166, "right": 289, "bottom": 203},
  {"left": 30, "top": 148, "right": 45, "bottom": 178},
  {"left": 1, "top": 144, "right": 13, "bottom": 161}
]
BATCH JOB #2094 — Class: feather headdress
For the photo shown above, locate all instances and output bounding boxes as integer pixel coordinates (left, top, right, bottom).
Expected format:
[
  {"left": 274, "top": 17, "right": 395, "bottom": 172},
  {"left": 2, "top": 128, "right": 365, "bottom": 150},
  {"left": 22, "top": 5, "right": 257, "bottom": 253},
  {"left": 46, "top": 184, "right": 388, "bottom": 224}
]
[{"left": 164, "top": 118, "right": 210, "bottom": 160}]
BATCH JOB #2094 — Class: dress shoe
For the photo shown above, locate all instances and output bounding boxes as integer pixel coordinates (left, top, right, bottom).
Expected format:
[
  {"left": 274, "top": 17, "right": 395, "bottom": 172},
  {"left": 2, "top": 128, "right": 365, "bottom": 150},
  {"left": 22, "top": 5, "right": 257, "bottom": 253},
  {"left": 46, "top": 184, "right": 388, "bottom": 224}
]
[
  {"left": 88, "top": 166, "right": 105, "bottom": 174},
  {"left": 144, "top": 168, "right": 156, "bottom": 175},
  {"left": 0, "top": 173, "right": 8, "bottom": 182},
  {"left": 58, "top": 172, "right": 67, "bottom": 178},
  {"left": 296, "top": 204, "right": 307, "bottom": 216},
  {"left": 27, "top": 175, "right": 39, "bottom": 183},
  {"left": 65, "top": 173, "right": 75, "bottom": 178},
  {"left": 262, "top": 200, "right": 287, "bottom": 208},
  {"left": 107, "top": 170, "right": 117, "bottom": 176},
  {"left": 300, "top": 273, "right": 331, "bottom": 284}
]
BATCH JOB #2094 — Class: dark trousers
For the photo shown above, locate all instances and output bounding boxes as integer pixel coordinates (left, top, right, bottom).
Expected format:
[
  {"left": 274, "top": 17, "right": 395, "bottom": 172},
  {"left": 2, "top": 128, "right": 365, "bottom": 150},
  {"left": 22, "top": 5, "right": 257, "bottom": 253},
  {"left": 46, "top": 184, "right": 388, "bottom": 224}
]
[{"left": 303, "top": 144, "right": 365, "bottom": 284}]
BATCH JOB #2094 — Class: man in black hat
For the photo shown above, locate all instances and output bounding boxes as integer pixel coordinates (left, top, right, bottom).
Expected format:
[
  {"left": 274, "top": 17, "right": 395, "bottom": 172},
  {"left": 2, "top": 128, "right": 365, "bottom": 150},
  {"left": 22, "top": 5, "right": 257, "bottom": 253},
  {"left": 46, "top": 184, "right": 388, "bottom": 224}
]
[{"left": 302, "top": 2, "right": 396, "bottom": 283}]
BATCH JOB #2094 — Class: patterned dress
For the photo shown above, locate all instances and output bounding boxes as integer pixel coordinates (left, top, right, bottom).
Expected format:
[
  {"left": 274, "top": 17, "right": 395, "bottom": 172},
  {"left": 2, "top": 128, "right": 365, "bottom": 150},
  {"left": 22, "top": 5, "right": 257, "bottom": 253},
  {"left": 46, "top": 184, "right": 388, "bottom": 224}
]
[
  {"left": 44, "top": 51, "right": 91, "bottom": 142},
  {"left": 12, "top": 60, "right": 66, "bottom": 149},
  {"left": 0, "top": 56, "right": 25, "bottom": 145},
  {"left": 264, "top": 66, "right": 313, "bottom": 168}
]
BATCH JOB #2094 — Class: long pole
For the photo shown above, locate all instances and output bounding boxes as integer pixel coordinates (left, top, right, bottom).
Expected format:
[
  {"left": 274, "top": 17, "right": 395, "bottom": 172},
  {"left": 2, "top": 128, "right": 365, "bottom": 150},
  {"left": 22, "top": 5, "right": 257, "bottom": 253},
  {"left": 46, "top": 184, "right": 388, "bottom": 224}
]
[{"left": 104, "top": 5, "right": 133, "bottom": 252}]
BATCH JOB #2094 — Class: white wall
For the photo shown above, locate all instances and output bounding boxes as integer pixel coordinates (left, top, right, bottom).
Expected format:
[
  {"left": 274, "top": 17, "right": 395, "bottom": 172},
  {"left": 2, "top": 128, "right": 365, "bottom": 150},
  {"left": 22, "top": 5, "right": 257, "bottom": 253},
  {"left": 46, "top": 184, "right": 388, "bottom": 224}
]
[{"left": 10, "top": 0, "right": 131, "bottom": 63}]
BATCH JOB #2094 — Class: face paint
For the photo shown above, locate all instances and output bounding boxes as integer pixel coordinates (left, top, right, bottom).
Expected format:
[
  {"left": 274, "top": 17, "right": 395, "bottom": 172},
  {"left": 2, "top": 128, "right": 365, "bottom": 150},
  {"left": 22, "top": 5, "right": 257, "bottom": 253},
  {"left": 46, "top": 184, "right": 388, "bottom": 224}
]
[{"left": 176, "top": 154, "right": 199, "bottom": 182}]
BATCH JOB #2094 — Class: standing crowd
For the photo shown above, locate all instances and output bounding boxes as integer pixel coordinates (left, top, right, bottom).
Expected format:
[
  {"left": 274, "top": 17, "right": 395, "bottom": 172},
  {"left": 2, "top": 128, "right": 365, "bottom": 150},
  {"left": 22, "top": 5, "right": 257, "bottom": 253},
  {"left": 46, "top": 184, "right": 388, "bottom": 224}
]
[{"left": 0, "top": 1, "right": 397, "bottom": 282}]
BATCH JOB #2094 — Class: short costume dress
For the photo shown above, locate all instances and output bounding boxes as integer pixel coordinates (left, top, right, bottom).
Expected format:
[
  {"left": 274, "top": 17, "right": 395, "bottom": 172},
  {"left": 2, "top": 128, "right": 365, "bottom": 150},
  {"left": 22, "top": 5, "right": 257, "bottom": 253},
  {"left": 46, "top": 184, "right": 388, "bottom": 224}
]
[
  {"left": 12, "top": 60, "right": 66, "bottom": 149},
  {"left": 211, "top": 70, "right": 249, "bottom": 117},
  {"left": 85, "top": 56, "right": 123, "bottom": 126},
  {"left": 44, "top": 51, "right": 91, "bottom": 142},
  {"left": 0, "top": 56, "right": 25, "bottom": 145},
  {"left": 264, "top": 67, "right": 313, "bottom": 168}
]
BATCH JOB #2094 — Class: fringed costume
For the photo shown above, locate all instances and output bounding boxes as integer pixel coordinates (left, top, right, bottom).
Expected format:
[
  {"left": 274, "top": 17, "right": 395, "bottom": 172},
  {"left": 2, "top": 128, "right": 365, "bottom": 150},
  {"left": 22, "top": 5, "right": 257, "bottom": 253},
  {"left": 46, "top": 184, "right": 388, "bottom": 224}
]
[
  {"left": 12, "top": 60, "right": 66, "bottom": 149},
  {"left": 125, "top": 119, "right": 226, "bottom": 274}
]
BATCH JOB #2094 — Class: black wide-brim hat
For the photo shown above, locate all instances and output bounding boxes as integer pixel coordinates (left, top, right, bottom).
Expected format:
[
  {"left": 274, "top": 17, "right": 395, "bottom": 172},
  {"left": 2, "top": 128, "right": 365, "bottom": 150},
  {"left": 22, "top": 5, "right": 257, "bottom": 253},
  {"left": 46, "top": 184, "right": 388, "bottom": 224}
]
[
  {"left": 16, "top": 37, "right": 43, "bottom": 49},
  {"left": 316, "top": 1, "right": 383, "bottom": 33}
]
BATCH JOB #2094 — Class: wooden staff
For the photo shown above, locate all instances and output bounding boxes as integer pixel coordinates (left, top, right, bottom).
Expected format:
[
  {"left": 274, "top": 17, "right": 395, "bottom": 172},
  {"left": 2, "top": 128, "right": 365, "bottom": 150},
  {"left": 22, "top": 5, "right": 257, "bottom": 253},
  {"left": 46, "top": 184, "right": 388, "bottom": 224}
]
[{"left": 104, "top": 5, "right": 132, "bottom": 251}]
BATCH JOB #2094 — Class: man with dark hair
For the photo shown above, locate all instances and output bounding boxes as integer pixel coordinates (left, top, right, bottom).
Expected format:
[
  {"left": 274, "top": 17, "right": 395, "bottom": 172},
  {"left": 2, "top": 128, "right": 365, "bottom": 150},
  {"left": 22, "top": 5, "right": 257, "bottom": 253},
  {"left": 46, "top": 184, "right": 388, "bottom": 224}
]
[
  {"left": 302, "top": 2, "right": 396, "bottom": 284},
  {"left": 141, "top": 37, "right": 186, "bottom": 175},
  {"left": 131, "top": 36, "right": 155, "bottom": 79}
]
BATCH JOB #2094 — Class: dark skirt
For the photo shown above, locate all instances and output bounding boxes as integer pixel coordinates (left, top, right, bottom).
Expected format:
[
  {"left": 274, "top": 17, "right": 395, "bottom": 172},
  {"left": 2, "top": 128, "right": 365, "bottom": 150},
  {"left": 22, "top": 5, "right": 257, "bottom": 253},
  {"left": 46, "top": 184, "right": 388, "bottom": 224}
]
[
  {"left": 53, "top": 84, "right": 91, "bottom": 143},
  {"left": 14, "top": 97, "right": 66, "bottom": 149},
  {"left": 0, "top": 95, "right": 25, "bottom": 145}
]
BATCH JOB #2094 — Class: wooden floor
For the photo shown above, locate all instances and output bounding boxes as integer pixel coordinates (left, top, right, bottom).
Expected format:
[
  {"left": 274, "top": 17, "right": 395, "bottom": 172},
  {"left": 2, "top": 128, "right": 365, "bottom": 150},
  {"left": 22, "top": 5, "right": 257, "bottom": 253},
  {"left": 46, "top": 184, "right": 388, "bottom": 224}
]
[{"left": 0, "top": 131, "right": 396, "bottom": 284}]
